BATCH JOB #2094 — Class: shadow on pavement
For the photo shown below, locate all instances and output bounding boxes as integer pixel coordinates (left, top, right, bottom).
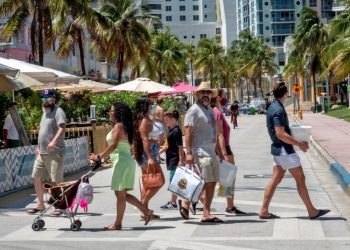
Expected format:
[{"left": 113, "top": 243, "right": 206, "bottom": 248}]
[
  {"left": 58, "top": 226, "right": 175, "bottom": 232},
  {"left": 184, "top": 219, "right": 266, "bottom": 225},
  {"left": 296, "top": 216, "right": 347, "bottom": 221}
]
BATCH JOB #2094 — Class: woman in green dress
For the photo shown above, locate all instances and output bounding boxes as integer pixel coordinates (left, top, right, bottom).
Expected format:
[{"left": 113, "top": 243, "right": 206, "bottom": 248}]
[{"left": 89, "top": 102, "right": 153, "bottom": 230}]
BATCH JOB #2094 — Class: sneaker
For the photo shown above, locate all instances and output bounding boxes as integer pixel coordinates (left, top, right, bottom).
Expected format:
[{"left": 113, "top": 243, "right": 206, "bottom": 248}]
[
  {"left": 160, "top": 201, "right": 178, "bottom": 210},
  {"left": 225, "top": 206, "right": 246, "bottom": 216}
]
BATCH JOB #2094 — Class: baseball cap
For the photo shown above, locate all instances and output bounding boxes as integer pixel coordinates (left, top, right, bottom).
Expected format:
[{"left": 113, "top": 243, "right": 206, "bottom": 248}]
[{"left": 40, "top": 89, "right": 56, "bottom": 97}]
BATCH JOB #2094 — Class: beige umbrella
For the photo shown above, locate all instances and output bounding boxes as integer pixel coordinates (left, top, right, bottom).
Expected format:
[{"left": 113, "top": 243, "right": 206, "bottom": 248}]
[
  {"left": 0, "top": 73, "right": 44, "bottom": 92},
  {"left": 109, "top": 77, "right": 176, "bottom": 94}
]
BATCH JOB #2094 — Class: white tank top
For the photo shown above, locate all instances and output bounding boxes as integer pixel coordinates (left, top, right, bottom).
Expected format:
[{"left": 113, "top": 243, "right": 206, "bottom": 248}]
[{"left": 149, "top": 121, "right": 164, "bottom": 140}]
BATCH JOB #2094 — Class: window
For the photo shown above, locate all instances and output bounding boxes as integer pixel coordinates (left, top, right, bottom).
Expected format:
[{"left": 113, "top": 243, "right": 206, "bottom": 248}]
[
  {"left": 216, "top": 28, "right": 221, "bottom": 35},
  {"left": 148, "top": 4, "right": 161, "bottom": 10},
  {"left": 266, "top": 26, "right": 270, "bottom": 30},
  {"left": 204, "top": 14, "right": 207, "bottom": 18},
  {"left": 180, "top": 6, "right": 185, "bottom": 11},
  {"left": 265, "top": 2, "right": 268, "bottom": 6},
  {"left": 193, "top": 15, "right": 199, "bottom": 20},
  {"left": 184, "top": 35, "right": 187, "bottom": 39},
  {"left": 180, "top": 15, "right": 186, "bottom": 21},
  {"left": 204, "top": 5, "right": 207, "bottom": 8},
  {"left": 265, "top": 14, "right": 269, "bottom": 18},
  {"left": 192, "top": 35, "right": 195, "bottom": 39},
  {"left": 166, "top": 6, "right": 172, "bottom": 11},
  {"left": 310, "top": 0, "right": 317, "bottom": 7},
  {"left": 165, "top": 0, "right": 171, "bottom": 1},
  {"left": 166, "top": 16, "right": 172, "bottom": 21},
  {"left": 193, "top": 5, "right": 199, "bottom": 11},
  {"left": 200, "top": 34, "right": 207, "bottom": 39}
]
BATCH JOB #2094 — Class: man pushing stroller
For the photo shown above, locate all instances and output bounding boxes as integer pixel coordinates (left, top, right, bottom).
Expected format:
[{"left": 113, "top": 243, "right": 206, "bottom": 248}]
[{"left": 27, "top": 89, "right": 66, "bottom": 216}]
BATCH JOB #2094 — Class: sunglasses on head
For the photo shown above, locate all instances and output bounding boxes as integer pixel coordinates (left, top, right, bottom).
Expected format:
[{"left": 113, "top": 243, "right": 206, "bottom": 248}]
[{"left": 41, "top": 97, "right": 53, "bottom": 102}]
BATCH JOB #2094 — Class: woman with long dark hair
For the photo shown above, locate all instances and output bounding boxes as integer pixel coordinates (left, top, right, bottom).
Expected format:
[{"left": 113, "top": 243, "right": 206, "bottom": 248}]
[
  {"left": 133, "top": 97, "right": 165, "bottom": 219},
  {"left": 90, "top": 102, "right": 153, "bottom": 230}
]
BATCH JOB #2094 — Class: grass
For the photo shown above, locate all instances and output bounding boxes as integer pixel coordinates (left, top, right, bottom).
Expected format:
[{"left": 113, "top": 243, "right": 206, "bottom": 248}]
[{"left": 325, "top": 107, "right": 350, "bottom": 122}]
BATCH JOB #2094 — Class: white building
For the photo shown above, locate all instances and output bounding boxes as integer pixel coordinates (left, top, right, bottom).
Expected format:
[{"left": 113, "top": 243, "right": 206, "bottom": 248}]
[{"left": 142, "top": 0, "right": 221, "bottom": 45}]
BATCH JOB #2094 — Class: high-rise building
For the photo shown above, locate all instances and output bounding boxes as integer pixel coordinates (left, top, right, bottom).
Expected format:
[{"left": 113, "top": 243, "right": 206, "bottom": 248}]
[
  {"left": 235, "top": 0, "right": 335, "bottom": 66},
  {"left": 141, "top": 0, "right": 221, "bottom": 45}
]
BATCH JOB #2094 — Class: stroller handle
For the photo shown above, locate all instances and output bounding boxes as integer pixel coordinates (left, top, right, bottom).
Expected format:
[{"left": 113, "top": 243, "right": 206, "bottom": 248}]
[{"left": 91, "top": 159, "right": 102, "bottom": 171}]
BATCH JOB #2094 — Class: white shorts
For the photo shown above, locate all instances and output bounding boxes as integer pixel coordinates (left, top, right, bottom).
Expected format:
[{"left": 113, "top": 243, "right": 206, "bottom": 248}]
[{"left": 273, "top": 147, "right": 301, "bottom": 170}]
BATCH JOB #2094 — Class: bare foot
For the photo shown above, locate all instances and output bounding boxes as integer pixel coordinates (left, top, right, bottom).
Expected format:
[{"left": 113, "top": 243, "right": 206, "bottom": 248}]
[{"left": 104, "top": 223, "right": 122, "bottom": 231}]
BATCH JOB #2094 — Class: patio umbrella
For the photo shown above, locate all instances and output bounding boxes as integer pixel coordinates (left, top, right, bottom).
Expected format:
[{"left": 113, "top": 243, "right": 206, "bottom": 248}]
[
  {"left": 0, "top": 57, "right": 80, "bottom": 83},
  {"left": 172, "top": 82, "right": 197, "bottom": 93},
  {"left": 31, "top": 79, "right": 114, "bottom": 94},
  {"left": 109, "top": 78, "right": 176, "bottom": 94},
  {"left": 0, "top": 64, "right": 19, "bottom": 78},
  {"left": 0, "top": 73, "right": 44, "bottom": 92}
]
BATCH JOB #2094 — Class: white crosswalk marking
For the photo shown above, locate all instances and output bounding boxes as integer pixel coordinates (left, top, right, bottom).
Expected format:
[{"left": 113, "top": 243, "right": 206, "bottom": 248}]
[{"left": 1, "top": 216, "right": 88, "bottom": 241}]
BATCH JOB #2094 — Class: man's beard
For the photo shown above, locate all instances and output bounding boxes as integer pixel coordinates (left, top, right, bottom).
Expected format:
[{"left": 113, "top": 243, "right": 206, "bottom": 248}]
[
  {"left": 199, "top": 96, "right": 210, "bottom": 106},
  {"left": 42, "top": 104, "right": 55, "bottom": 113}
]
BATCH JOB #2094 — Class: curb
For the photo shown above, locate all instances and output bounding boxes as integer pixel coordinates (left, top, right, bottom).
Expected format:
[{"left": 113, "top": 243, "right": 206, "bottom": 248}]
[{"left": 291, "top": 114, "right": 350, "bottom": 194}]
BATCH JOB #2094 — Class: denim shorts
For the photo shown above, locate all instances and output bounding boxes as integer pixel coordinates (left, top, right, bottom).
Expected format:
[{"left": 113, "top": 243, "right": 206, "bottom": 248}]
[{"left": 140, "top": 143, "right": 160, "bottom": 166}]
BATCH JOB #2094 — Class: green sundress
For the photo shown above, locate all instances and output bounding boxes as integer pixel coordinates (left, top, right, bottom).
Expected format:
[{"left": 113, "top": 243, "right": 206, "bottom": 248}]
[{"left": 106, "top": 131, "right": 136, "bottom": 191}]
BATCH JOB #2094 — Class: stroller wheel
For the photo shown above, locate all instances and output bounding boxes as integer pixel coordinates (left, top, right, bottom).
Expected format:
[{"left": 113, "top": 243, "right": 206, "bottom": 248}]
[
  {"left": 70, "top": 222, "right": 80, "bottom": 231},
  {"left": 37, "top": 219, "right": 45, "bottom": 228},
  {"left": 32, "top": 222, "right": 41, "bottom": 231},
  {"left": 74, "top": 220, "right": 82, "bottom": 228}
]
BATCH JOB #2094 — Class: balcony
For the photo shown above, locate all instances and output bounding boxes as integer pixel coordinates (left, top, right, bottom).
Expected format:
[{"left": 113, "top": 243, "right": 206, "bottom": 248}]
[{"left": 271, "top": 17, "right": 295, "bottom": 22}]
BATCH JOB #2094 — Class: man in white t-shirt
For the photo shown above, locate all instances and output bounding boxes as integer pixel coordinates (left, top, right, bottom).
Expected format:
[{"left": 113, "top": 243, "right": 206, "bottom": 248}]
[{"left": 2, "top": 102, "right": 20, "bottom": 148}]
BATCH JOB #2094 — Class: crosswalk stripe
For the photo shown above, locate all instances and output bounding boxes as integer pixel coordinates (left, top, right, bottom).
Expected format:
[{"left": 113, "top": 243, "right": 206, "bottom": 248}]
[{"left": 1, "top": 216, "right": 88, "bottom": 241}]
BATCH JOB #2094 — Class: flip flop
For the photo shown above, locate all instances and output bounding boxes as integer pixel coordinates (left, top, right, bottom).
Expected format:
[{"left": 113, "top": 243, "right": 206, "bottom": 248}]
[
  {"left": 104, "top": 224, "right": 122, "bottom": 231},
  {"left": 26, "top": 208, "right": 44, "bottom": 214},
  {"left": 200, "top": 216, "right": 224, "bottom": 223},
  {"left": 189, "top": 203, "right": 197, "bottom": 215},
  {"left": 178, "top": 200, "right": 189, "bottom": 220},
  {"left": 259, "top": 213, "right": 280, "bottom": 219},
  {"left": 309, "top": 209, "right": 330, "bottom": 220}
]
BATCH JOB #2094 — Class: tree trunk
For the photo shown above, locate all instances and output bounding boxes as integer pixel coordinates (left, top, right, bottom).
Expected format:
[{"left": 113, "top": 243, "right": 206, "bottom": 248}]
[
  {"left": 230, "top": 81, "right": 235, "bottom": 103},
  {"left": 37, "top": 0, "right": 44, "bottom": 66},
  {"left": 259, "top": 75, "right": 264, "bottom": 98},
  {"left": 312, "top": 72, "right": 317, "bottom": 111},
  {"left": 117, "top": 51, "right": 124, "bottom": 84},
  {"left": 253, "top": 78, "right": 257, "bottom": 98},
  {"left": 30, "top": 12, "right": 37, "bottom": 63},
  {"left": 77, "top": 29, "right": 86, "bottom": 76},
  {"left": 246, "top": 78, "right": 251, "bottom": 103},
  {"left": 298, "top": 73, "right": 304, "bottom": 103}
]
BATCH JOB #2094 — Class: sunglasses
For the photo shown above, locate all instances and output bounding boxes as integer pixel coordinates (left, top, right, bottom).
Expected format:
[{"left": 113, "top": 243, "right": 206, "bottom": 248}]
[
  {"left": 199, "top": 90, "right": 212, "bottom": 95},
  {"left": 41, "top": 97, "right": 53, "bottom": 102}
]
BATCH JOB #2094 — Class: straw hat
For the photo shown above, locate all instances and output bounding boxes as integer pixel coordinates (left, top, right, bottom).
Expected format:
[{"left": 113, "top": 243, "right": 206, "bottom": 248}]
[{"left": 194, "top": 81, "right": 218, "bottom": 97}]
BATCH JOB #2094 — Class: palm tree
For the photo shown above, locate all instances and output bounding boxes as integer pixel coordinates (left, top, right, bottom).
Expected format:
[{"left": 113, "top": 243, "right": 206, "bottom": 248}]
[
  {"left": 292, "top": 7, "right": 329, "bottom": 111},
  {"left": 79, "top": 0, "right": 153, "bottom": 84},
  {"left": 323, "top": 10, "right": 350, "bottom": 82},
  {"left": 49, "top": 0, "right": 94, "bottom": 76},
  {"left": 148, "top": 28, "right": 187, "bottom": 84},
  {"left": 284, "top": 49, "right": 306, "bottom": 102},
  {"left": 243, "top": 38, "right": 278, "bottom": 98},
  {"left": 0, "top": 0, "right": 52, "bottom": 66},
  {"left": 194, "top": 37, "right": 224, "bottom": 87}
]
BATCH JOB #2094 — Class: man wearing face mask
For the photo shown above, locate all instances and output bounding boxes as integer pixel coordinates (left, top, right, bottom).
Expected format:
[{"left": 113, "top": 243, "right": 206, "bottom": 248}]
[
  {"left": 178, "top": 81, "right": 223, "bottom": 223},
  {"left": 27, "top": 89, "right": 66, "bottom": 215}
]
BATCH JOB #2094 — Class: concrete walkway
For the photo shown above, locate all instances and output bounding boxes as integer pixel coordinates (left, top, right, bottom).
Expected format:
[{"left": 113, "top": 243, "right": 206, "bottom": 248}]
[{"left": 294, "top": 111, "right": 350, "bottom": 192}]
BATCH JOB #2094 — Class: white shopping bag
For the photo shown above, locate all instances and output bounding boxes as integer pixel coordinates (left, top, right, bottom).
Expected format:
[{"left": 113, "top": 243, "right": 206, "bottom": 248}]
[
  {"left": 219, "top": 160, "right": 237, "bottom": 187},
  {"left": 168, "top": 165, "right": 204, "bottom": 203}
]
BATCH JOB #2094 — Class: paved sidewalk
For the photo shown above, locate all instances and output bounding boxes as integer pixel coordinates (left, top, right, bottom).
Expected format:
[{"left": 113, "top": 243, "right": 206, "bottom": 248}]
[{"left": 293, "top": 111, "right": 350, "bottom": 192}]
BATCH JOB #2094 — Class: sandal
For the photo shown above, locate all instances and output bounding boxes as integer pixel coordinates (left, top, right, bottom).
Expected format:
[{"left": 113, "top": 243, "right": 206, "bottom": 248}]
[
  {"left": 104, "top": 223, "right": 122, "bottom": 231},
  {"left": 178, "top": 200, "right": 189, "bottom": 220},
  {"left": 144, "top": 210, "right": 154, "bottom": 226}
]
